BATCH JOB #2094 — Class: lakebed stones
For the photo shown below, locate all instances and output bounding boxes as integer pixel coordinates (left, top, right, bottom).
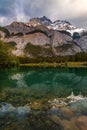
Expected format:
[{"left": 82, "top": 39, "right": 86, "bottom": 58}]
[
  {"left": 0, "top": 103, "right": 15, "bottom": 113},
  {"left": 16, "top": 105, "right": 31, "bottom": 115},
  {"left": 49, "top": 115, "right": 64, "bottom": 130},
  {"left": 48, "top": 98, "right": 67, "bottom": 108},
  {"left": 0, "top": 92, "right": 87, "bottom": 130},
  {"left": 76, "top": 116, "right": 87, "bottom": 130},
  {"left": 62, "top": 117, "right": 79, "bottom": 130},
  {"left": 0, "top": 103, "right": 31, "bottom": 116},
  {"left": 59, "top": 108, "right": 73, "bottom": 119},
  {"left": 68, "top": 99, "right": 87, "bottom": 114}
]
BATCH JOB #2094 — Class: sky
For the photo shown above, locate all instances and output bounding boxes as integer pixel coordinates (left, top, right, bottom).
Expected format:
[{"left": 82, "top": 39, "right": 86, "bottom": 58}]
[{"left": 0, "top": 0, "right": 87, "bottom": 28}]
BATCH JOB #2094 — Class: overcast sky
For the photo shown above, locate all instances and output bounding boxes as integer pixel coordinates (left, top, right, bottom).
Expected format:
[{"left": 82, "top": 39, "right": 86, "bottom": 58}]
[{"left": 0, "top": 0, "right": 87, "bottom": 28}]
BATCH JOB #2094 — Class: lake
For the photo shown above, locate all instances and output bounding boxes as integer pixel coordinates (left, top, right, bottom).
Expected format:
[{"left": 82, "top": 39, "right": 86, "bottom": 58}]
[{"left": 0, "top": 67, "right": 87, "bottom": 130}]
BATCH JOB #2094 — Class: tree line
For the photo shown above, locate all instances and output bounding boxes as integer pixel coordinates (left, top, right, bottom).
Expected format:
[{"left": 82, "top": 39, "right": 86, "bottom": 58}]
[
  {"left": 18, "top": 52, "right": 87, "bottom": 64},
  {"left": 0, "top": 40, "right": 19, "bottom": 68},
  {"left": 0, "top": 39, "right": 87, "bottom": 67}
]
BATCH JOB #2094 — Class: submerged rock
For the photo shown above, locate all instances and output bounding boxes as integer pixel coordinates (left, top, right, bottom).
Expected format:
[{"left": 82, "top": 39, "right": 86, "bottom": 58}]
[
  {"left": 0, "top": 102, "right": 31, "bottom": 116},
  {"left": 68, "top": 99, "right": 87, "bottom": 114},
  {"left": 76, "top": 116, "right": 87, "bottom": 130},
  {"left": 0, "top": 103, "right": 15, "bottom": 113},
  {"left": 16, "top": 105, "right": 31, "bottom": 115},
  {"left": 48, "top": 98, "right": 67, "bottom": 108},
  {"left": 60, "top": 108, "right": 73, "bottom": 119},
  {"left": 50, "top": 115, "right": 61, "bottom": 125},
  {"left": 62, "top": 117, "right": 79, "bottom": 130}
]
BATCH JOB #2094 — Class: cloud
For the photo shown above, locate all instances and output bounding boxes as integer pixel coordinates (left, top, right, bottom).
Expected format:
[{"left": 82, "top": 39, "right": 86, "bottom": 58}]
[
  {"left": 0, "top": 0, "right": 87, "bottom": 28},
  {"left": 0, "top": 16, "right": 6, "bottom": 25}
]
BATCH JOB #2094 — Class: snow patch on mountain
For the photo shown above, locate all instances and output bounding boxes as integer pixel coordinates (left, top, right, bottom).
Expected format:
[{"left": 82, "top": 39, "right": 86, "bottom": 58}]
[
  {"left": 26, "top": 16, "right": 86, "bottom": 36},
  {"left": 67, "top": 28, "right": 86, "bottom": 36},
  {"left": 48, "top": 20, "right": 76, "bottom": 31}
]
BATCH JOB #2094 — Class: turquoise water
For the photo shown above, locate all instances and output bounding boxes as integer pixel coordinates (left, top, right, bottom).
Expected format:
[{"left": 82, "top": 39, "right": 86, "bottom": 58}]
[
  {"left": 0, "top": 67, "right": 87, "bottom": 101},
  {"left": 0, "top": 67, "right": 87, "bottom": 130}
]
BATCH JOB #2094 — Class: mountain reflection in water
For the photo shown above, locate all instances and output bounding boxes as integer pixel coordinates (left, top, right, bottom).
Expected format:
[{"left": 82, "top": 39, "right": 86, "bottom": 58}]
[{"left": 0, "top": 68, "right": 87, "bottom": 100}]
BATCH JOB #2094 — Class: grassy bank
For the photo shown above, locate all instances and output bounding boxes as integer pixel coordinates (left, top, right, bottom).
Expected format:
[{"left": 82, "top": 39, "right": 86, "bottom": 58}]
[
  {"left": 20, "top": 62, "right": 87, "bottom": 68},
  {"left": 67, "top": 62, "right": 87, "bottom": 67}
]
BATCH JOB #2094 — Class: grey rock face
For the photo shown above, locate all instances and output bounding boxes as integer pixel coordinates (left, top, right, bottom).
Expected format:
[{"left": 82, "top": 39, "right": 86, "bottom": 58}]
[
  {"left": 51, "top": 31, "right": 73, "bottom": 47},
  {"left": 28, "top": 16, "right": 52, "bottom": 26},
  {"left": 75, "top": 36, "right": 87, "bottom": 52},
  {"left": 5, "top": 22, "right": 33, "bottom": 35},
  {"left": 0, "top": 16, "right": 87, "bottom": 57}
]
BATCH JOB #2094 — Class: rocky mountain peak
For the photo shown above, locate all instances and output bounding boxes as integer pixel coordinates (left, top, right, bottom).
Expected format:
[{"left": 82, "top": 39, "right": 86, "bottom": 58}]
[
  {"left": 48, "top": 20, "right": 76, "bottom": 31},
  {"left": 27, "top": 16, "right": 52, "bottom": 27},
  {"left": 38, "top": 16, "right": 52, "bottom": 25},
  {"left": 11, "top": 21, "right": 26, "bottom": 28},
  {"left": 53, "top": 20, "right": 71, "bottom": 25},
  {"left": 3, "top": 16, "right": 87, "bottom": 37},
  {"left": 1, "top": 16, "right": 87, "bottom": 57},
  {"left": 27, "top": 16, "right": 77, "bottom": 31}
]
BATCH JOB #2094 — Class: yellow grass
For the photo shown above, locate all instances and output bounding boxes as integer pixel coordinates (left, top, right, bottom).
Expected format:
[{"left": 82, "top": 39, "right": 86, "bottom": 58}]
[{"left": 20, "top": 62, "right": 87, "bottom": 68}]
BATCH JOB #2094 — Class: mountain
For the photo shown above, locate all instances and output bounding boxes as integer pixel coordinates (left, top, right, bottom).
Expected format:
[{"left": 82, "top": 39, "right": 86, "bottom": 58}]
[
  {"left": 27, "top": 16, "right": 52, "bottom": 26},
  {"left": 26, "top": 16, "right": 85, "bottom": 35},
  {"left": 0, "top": 16, "right": 87, "bottom": 57}
]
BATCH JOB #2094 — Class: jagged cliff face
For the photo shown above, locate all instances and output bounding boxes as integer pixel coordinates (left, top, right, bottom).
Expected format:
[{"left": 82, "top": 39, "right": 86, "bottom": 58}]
[{"left": 0, "top": 16, "right": 87, "bottom": 57}]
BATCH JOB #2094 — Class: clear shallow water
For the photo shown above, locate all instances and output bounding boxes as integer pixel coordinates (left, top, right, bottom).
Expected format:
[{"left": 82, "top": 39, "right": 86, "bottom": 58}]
[
  {"left": 0, "top": 67, "right": 87, "bottom": 99},
  {"left": 0, "top": 67, "right": 87, "bottom": 130}
]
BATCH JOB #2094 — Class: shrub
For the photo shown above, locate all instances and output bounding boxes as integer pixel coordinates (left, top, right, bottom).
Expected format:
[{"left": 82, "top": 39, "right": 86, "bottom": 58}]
[
  {"left": 24, "top": 42, "right": 42, "bottom": 57},
  {"left": 6, "top": 41, "right": 17, "bottom": 49},
  {"left": 0, "top": 26, "right": 10, "bottom": 37}
]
